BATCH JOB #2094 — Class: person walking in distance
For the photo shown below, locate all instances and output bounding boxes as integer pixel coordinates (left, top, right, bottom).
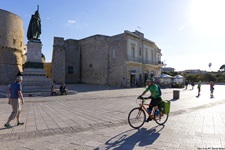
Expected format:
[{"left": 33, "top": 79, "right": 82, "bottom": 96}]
[
  {"left": 210, "top": 81, "right": 214, "bottom": 98},
  {"left": 4, "top": 76, "right": 24, "bottom": 128},
  {"left": 197, "top": 81, "right": 201, "bottom": 97},
  {"left": 191, "top": 81, "right": 195, "bottom": 90},
  {"left": 185, "top": 80, "right": 188, "bottom": 89}
]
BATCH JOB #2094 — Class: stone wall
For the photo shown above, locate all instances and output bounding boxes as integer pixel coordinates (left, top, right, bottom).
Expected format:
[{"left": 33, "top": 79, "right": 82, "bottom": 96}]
[
  {"left": 0, "top": 9, "right": 24, "bottom": 84},
  {"left": 64, "top": 39, "right": 80, "bottom": 83},
  {"left": 79, "top": 35, "right": 109, "bottom": 85},
  {"left": 44, "top": 62, "right": 52, "bottom": 78},
  {"left": 108, "top": 33, "right": 127, "bottom": 86},
  {"left": 51, "top": 37, "right": 65, "bottom": 84}
]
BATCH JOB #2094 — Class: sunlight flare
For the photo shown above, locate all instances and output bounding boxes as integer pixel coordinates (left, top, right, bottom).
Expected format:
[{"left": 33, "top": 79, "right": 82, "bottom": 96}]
[{"left": 190, "top": 0, "right": 225, "bottom": 35}]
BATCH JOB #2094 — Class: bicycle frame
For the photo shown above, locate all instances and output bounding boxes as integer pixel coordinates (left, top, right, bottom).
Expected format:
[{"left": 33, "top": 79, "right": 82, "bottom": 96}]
[{"left": 139, "top": 100, "right": 156, "bottom": 120}]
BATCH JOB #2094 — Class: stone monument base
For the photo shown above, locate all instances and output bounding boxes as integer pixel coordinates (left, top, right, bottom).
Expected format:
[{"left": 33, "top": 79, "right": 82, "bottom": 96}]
[{"left": 22, "top": 68, "right": 53, "bottom": 96}]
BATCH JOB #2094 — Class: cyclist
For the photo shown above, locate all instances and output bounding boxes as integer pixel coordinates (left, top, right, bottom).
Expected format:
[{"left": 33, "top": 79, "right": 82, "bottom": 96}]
[{"left": 138, "top": 77, "right": 162, "bottom": 122}]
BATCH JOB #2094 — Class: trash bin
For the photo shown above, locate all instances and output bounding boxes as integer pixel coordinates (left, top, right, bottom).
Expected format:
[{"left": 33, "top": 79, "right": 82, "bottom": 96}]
[{"left": 173, "top": 90, "right": 180, "bottom": 99}]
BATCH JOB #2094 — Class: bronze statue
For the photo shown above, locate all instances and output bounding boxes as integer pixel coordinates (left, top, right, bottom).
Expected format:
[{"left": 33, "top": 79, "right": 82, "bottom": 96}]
[{"left": 27, "top": 5, "right": 41, "bottom": 40}]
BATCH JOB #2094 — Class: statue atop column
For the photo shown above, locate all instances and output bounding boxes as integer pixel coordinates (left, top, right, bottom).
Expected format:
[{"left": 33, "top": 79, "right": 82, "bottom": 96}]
[{"left": 27, "top": 5, "right": 41, "bottom": 41}]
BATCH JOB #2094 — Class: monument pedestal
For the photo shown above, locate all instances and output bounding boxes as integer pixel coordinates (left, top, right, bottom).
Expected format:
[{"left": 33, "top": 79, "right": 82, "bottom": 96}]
[{"left": 22, "top": 40, "right": 53, "bottom": 96}]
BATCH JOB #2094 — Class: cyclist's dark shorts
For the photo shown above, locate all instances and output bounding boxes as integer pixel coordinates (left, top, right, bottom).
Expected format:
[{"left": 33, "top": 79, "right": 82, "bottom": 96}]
[{"left": 150, "top": 97, "right": 161, "bottom": 107}]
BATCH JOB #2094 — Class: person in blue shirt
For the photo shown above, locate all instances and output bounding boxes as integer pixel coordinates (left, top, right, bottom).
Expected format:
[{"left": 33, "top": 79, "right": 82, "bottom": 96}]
[{"left": 4, "top": 76, "right": 25, "bottom": 128}]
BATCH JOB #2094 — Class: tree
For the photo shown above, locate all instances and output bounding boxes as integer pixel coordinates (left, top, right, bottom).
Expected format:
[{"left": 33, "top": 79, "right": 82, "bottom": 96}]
[
  {"left": 205, "top": 73, "right": 216, "bottom": 82},
  {"left": 208, "top": 63, "right": 212, "bottom": 71},
  {"left": 219, "top": 64, "right": 225, "bottom": 72}
]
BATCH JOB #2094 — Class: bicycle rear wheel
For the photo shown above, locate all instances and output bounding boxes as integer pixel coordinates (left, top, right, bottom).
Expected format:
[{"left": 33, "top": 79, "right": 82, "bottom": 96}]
[
  {"left": 128, "top": 107, "right": 146, "bottom": 129},
  {"left": 154, "top": 112, "right": 169, "bottom": 125}
]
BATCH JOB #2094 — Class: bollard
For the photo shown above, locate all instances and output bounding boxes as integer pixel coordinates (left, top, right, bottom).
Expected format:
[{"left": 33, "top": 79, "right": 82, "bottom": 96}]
[{"left": 173, "top": 90, "right": 180, "bottom": 99}]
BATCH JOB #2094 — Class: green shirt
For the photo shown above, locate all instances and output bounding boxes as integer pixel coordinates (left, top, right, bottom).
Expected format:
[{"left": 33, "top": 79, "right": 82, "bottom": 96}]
[
  {"left": 198, "top": 82, "right": 201, "bottom": 88},
  {"left": 145, "top": 83, "right": 161, "bottom": 98}
]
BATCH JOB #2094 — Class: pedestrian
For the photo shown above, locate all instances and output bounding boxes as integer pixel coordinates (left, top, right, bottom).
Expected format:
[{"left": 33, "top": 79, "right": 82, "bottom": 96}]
[
  {"left": 197, "top": 81, "right": 201, "bottom": 96},
  {"left": 51, "top": 85, "right": 57, "bottom": 96},
  {"left": 185, "top": 80, "right": 188, "bottom": 89},
  {"left": 210, "top": 81, "right": 214, "bottom": 98},
  {"left": 4, "top": 76, "right": 24, "bottom": 128},
  {"left": 60, "top": 83, "right": 67, "bottom": 95},
  {"left": 123, "top": 77, "right": 126, "bottom": 88},
  {"left": 191, "top": 81, "right": 195, "bottom": 90}
]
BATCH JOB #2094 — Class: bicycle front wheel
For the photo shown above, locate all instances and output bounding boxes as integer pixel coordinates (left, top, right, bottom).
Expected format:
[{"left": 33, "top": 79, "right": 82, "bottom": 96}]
[
  {"left": 128, "top": 107, "right": 146, "bottom": 129},
  {"left": 154, "top": 112, "right": 169, "bottom": 125}
]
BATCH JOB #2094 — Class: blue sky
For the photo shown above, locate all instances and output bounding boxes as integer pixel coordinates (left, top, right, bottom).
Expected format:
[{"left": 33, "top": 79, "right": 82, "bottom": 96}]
[{"left": 1, "top": 0, "right": 225, "bottom": 71}]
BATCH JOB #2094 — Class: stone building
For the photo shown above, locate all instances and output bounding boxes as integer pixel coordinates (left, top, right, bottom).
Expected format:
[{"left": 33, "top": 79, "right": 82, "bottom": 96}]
[
  {"left": 52, "top": 37, "right": 80, "bottom": 84},
  {"left": 44, "top": 62, "right": 52, "bottom": 78},
  {"left": 0, "top": 9, "right": 25, "bottom": 84},
  {"left": 52, "top": 30, "right": 163, "bottom": 87},
  {"left": 161, "top": 67, "right": 175, "bottom": 73}
]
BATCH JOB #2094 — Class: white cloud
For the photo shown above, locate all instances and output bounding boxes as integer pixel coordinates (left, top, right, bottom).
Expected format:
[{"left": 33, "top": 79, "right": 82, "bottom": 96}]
[
  {"left": 68, "top": 20, "right": 76, "bottom": 24},
  {"left": 65, "top": 19, "right": 77, "bottom": 27}
]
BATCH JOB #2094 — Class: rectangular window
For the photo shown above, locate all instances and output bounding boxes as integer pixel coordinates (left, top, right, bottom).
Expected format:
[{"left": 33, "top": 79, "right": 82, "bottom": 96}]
[
  {"left": 132, "top": 47, "right": 135, "bottom": 59},
  {"left": 139, "top": 47, "right": 141, "bottom": 56},
  {"left": 68, "top": 66, "right": 73, "bottom": 74},
  {"left": 145, "top": 50, "right": 148, "bottom": 61},
  {"left": 113, "top": 49, "right": 115, "bottom": 58},
  {"left": 151, "top": 50, "right": 154, "bottom": 61}
]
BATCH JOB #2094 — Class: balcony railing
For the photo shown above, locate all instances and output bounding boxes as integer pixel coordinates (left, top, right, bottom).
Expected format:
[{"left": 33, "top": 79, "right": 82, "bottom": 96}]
[
  {"left": 158, "top": 61, "right": 163, "bottom": 65},
  {"left": 127, "top": 56, "right": 142, "bottom": 63},
  {"left": 143, "top": 60, "right": 158, "bottom": 65},
  {"left": 127, "top": 55, "right": 162, "bottom": 66}
]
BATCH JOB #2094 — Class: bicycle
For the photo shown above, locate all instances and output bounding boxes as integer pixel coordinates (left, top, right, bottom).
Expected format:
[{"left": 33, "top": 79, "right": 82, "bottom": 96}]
[{"left": 128, "top": 97, "right": 169, "bottom": 129}]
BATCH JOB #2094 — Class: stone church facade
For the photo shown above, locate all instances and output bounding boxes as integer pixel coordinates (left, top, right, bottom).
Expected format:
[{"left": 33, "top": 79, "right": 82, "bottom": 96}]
[
  {"left": 52, "top": 30, "right": 163, "bottom": 87},
  {"left": 0, "top": 9, "right": 25, "bottom": 84}
]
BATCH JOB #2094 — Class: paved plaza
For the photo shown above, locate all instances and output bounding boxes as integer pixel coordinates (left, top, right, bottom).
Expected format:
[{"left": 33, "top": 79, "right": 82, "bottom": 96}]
[{"left": 0, "top": 84, "right": 225, "bottom": 149}]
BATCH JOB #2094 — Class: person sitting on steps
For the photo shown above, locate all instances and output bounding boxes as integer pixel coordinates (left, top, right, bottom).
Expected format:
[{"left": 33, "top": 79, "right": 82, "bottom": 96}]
[{"left": 51, "top": 85, "right": 57, "bottom": 96}]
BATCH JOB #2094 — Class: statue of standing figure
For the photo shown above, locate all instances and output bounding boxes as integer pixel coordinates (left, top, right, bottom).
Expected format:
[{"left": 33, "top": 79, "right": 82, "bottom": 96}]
[{"left": 27, "top": 5, "right": 41, "bottom": 41}]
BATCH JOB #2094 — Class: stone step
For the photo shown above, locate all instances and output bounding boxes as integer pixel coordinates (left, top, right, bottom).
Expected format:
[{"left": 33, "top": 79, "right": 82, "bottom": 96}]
[
  {"left": 0, "top": 89, "right": 77, "bottom": 97},
  {"left": 22, "top": 90, "right": 77, "bottom": 97},
  {"left": 0, "top": 88, "right": 8, "bottom": 97},
  {"left": 0, "top": 92, "right": 7, "bottom": 98},
  {"left": 22, "top": 85, "right": 52, "bottom": 89}
]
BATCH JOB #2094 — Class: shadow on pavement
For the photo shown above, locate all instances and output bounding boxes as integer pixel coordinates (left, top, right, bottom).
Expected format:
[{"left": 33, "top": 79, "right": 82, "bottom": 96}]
[
  {"left": 0, "top": 127, "right": 9, "bottom": 131},
  {"left": 169, "top": 98, "right": 178, "bottom": 102},
  {"left": 95, "top": 125, "right": 164, "bottom": 150}
]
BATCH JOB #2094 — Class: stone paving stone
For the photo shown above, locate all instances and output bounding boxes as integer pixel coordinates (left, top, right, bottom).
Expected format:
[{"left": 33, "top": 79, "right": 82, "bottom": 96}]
[
  {"left": 46, "top": 123, "right": 59, "bottom": 129},
  {"left": 25, "top": 125, "right": 36, "bottom": 132},
  {"left": 12, "top": 127, "right": 24, "bottom": 133},
  {"left": 0, "top": 84, "right": 225, "bottom": 149},
  {"left": 84, "top": 140, "right": 103, "bottom": 147},
  {"left": 36, "top": 124, "right": 49, "bottom": 130}
]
